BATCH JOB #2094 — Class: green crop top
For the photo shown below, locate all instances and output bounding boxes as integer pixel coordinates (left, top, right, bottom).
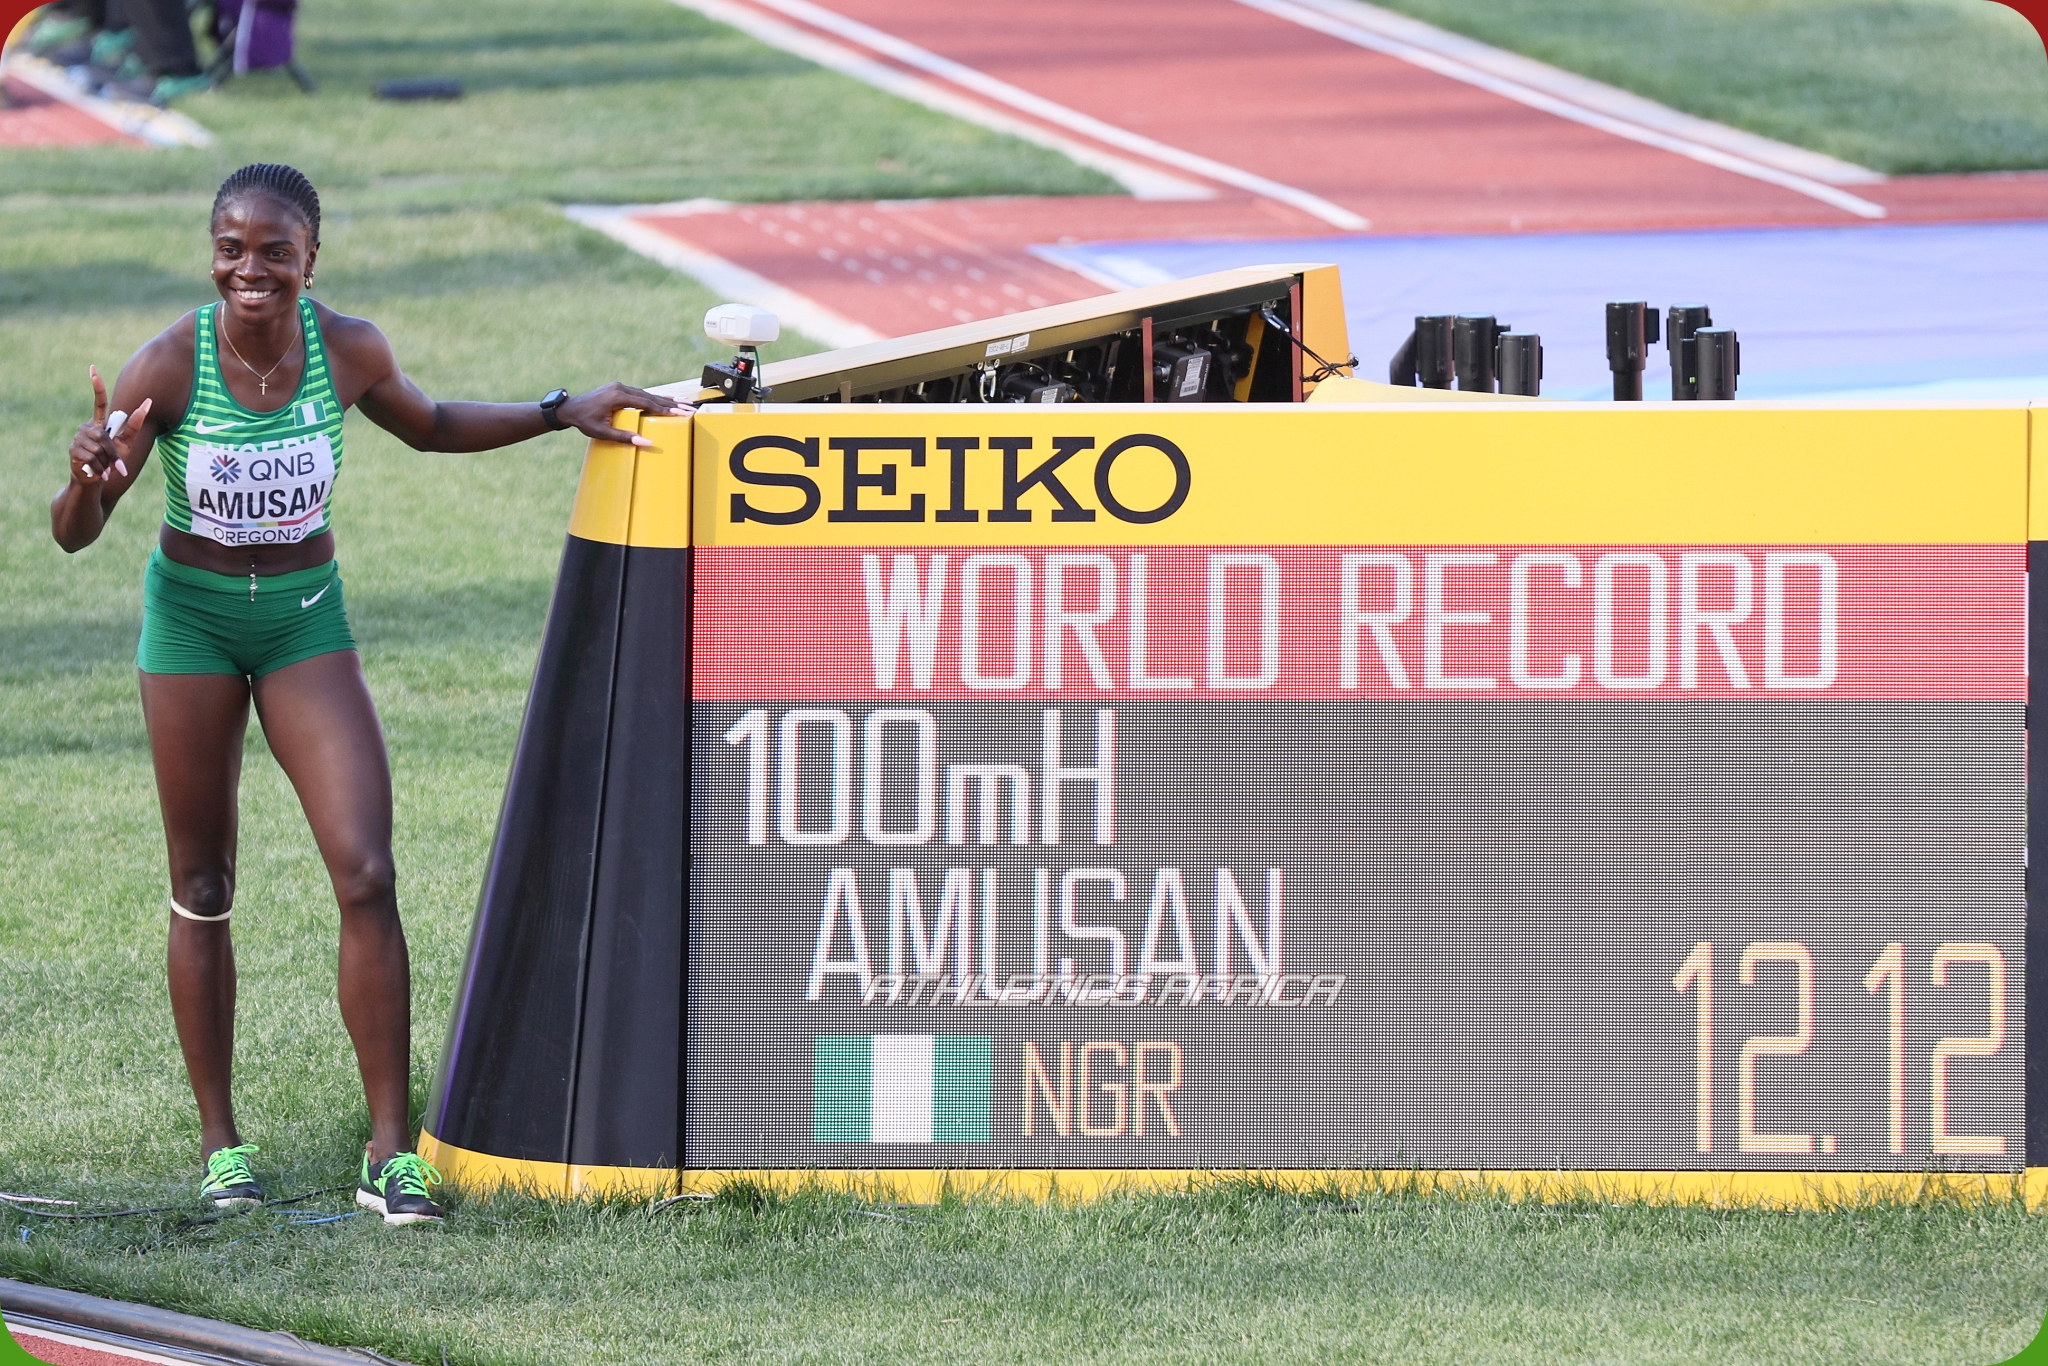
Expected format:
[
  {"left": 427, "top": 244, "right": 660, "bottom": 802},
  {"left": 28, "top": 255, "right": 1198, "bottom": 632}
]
[{"left": 154, "top": 297, "right": 345, "bottom": 547}]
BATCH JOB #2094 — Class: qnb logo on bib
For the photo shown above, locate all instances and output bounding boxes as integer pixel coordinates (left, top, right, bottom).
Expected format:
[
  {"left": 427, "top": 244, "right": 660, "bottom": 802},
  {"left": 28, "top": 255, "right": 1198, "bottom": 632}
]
[{"left": 188, "top": 433, "right": 336, "bottom": 546}]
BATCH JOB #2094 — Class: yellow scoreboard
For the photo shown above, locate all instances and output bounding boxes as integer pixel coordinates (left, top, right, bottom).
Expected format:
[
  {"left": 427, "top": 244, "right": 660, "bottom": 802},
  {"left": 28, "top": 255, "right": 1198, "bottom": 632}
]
[{"left": 420, "top": 269, "right": 2042, "bottom": 1207}]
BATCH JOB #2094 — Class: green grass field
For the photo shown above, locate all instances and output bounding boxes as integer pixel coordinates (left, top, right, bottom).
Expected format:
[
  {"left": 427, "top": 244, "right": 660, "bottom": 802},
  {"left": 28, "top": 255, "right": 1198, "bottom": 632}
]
[
  {"left": 0, "top": 0, "right": 1113, "bottom": 204},
  {"left": 5, "top": 0, "right": 2048, "bottom": 1361},
  {"left": 6, "top": 1180, "right": 2046, "bottom": 1366},
  {"left": 1366, "top": 0, "right": 2048, "bottom": 174}
]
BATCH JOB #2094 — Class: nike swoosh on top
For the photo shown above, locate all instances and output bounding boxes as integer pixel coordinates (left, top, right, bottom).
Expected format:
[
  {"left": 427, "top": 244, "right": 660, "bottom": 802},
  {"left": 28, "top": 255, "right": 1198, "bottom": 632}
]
[
  {"left": 194, "top": 419, "right": 236, "bottom": 434},
  {"left": 300, "top": 583, "right": 331, "bottom": 609}
]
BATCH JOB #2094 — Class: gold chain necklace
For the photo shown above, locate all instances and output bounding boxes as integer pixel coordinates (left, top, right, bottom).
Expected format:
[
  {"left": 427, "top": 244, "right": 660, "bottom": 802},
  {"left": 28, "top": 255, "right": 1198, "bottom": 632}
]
[{"left": 218, "top": 315, "right": 300, "bottom": 398}]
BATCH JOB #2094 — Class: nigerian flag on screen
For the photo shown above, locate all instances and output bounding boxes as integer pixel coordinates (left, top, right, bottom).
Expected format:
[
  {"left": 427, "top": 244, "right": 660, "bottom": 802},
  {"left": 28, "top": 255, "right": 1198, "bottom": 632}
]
[{"left": 814, "top": 1035, "right": 992, "bottom": 1143}]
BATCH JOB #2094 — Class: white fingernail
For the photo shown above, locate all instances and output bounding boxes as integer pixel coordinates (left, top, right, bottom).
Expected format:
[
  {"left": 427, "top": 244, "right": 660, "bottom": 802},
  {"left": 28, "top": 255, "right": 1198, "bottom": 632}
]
[{"left": 116, "top": 460, "right": 129, "bottom": 477}]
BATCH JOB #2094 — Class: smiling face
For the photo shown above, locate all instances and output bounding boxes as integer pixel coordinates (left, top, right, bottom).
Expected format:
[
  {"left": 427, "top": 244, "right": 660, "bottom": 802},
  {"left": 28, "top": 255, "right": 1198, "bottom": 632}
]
[{"left": 210, "top": 194, "right": 319, "bottom": 328}]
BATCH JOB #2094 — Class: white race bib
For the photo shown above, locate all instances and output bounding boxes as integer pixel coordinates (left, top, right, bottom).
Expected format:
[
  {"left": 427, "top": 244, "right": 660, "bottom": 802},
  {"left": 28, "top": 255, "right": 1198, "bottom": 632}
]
[{"left": 186, "top": 433, "right": 336, "bottom": 546}]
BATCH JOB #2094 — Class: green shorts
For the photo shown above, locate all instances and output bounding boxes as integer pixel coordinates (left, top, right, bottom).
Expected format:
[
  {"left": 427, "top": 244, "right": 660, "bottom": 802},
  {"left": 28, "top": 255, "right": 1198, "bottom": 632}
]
[{"left": 138, "top": 549, "right": 356, "bottom": 678}]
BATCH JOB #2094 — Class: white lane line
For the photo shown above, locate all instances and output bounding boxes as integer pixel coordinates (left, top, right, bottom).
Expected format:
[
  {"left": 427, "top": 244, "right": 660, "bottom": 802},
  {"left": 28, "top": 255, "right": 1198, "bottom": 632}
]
[
  {"left": 563, "top": 203, "right": 886, "bottom": 350},
  {"left": 1233, "top": 0, "right": 1887, "bottom": 219},
  {"left": 665, "top": 0, "right": 1215, "bottom": 201},
  {"left": 1, "top": 53, "right": 214, "bottom": 147},
  {"left": 1272, "top": 0, "right": 1884, "bottom": 187},
  {"left": 723, "top": 0, "right": 1372, "bottom": 231}
]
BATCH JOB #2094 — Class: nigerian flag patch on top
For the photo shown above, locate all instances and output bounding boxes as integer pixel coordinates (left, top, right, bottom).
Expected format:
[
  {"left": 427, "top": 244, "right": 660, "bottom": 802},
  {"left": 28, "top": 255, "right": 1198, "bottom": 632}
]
[{"left": 814, "top": 1035, "right": 992, "bottom": 1142}]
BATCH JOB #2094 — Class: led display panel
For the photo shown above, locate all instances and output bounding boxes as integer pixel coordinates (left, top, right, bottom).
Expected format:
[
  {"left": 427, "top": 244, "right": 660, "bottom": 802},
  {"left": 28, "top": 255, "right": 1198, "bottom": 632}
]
[{"left": 685, "top": 407, "right": 2026, "bottom": 1174}]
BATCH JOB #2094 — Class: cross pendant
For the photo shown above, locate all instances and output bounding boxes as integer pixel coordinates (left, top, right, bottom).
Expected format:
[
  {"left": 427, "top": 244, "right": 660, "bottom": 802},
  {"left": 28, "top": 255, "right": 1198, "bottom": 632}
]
[{"left": 259, "top": 379, "right": 268, "bottom": 396}]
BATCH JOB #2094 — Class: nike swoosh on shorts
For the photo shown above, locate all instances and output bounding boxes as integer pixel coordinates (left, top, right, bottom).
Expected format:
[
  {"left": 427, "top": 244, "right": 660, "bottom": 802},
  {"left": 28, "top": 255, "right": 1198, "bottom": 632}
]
[{"left": 301, "top": 583, "right": 331, "bottom": 609}]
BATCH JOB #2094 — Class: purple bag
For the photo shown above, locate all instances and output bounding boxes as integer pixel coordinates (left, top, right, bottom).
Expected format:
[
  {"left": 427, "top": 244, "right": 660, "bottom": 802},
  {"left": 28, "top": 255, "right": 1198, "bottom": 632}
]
[{"left": 213, "top": 0, "right": 296, "bottom": 74}]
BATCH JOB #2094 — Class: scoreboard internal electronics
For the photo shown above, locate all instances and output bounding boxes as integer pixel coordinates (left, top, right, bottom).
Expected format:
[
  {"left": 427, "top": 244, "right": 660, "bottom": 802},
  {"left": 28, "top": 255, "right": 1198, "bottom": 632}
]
[{"left": 419, "top": 276, "right": 2037, "bottom": 1202}]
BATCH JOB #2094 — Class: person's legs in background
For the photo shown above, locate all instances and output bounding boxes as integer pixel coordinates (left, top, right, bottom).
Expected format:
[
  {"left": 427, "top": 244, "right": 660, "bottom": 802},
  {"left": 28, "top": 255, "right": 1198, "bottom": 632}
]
[
  {"left": 104, "top": 0, "right": 208, "bottom": 105},
  {"left": 37, "top": 0, "right": 208, "bottom": 106},
  {"left": 23, "top": 0, "right": 108, "bottom": 66}
]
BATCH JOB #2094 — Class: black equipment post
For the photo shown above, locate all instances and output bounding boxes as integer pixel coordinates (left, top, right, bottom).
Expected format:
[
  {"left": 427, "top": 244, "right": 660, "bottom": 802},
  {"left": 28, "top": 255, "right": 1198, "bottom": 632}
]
[
  {"left": 1696, "top": 328, "right": 1740, "bottom": 400},
  {"left": 1454, "top": 316, "right": 1504, "bottom": 393},
  {"left": 1667, "top": 303, "right": 1713, "bottom": 401},
  {"left": 1605, "top": 301, "right": 1659, "bottom": 402},
  {"left": 1497, "top": 332, "right": 1542, "bottom": 396}
]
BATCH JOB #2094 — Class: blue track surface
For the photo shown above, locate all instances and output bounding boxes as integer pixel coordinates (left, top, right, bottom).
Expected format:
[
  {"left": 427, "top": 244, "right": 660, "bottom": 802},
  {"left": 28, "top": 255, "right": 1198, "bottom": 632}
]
[{"left": 1036, "top": 222, "right": 2048, "bottom": 401}]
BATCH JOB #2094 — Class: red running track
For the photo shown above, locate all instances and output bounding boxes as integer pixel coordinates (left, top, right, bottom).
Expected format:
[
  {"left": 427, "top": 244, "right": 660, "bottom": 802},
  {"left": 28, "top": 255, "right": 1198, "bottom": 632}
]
[
  {"left": 624, "top": 0, "right": 2048, "bottom": 337},
  {"left": 784, "top": 0, "right": 2048, "bottom": 231},
  {"left": 798, "top": 0, "right": 1841, "bottom": 233},
  {"left": 635, "top": 195, "right": 1336, "bottom": 339},
  {"left": 0, "top": 75, "right": 133, "bottom": 147},
  {"left": 8, "top": 1322, "right": 180, "bottom": 1366}
]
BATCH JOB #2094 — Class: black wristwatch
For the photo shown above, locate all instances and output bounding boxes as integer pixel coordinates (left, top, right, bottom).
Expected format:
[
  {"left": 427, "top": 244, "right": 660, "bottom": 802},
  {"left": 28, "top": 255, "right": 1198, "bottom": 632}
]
[{"left": 539, "top": 387, "right": 570, "bottom": 430}]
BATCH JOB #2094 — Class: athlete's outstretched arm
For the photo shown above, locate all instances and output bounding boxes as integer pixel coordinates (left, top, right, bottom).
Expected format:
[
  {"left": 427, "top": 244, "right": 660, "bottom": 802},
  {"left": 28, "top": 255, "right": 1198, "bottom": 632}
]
[{"left": 335, "top": 314, "right": 691, "bottom": 453}]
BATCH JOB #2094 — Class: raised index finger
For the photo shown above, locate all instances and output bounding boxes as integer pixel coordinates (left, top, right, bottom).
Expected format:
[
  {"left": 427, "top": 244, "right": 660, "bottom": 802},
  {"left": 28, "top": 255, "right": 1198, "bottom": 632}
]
[{"left": 90, "top": 365, "right": 108, "bottom": 425}]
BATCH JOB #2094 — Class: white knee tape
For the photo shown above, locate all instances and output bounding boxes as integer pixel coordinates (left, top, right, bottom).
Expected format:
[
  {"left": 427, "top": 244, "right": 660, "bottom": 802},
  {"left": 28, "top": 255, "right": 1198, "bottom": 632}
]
[{"left": 170, "top": 896, "right": 231, "bottom": 923}]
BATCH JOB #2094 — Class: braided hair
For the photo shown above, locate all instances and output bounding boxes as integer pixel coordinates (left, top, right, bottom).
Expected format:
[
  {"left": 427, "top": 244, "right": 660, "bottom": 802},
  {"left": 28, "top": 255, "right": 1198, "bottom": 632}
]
[{"left": 210, "top": 163, "right": 321, "bottom": 244}]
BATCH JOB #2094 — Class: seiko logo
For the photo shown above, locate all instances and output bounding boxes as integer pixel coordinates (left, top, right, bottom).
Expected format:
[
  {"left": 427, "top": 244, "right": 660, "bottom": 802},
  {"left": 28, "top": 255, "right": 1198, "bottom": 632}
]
[{"left": 727, "top": 434, "right": 1192, "bottom": 527}]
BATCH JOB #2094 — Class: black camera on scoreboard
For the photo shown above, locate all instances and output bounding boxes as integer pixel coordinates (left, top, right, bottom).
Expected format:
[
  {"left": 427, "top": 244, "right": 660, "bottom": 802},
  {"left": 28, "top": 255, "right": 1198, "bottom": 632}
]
[
  {"left": 992, "top": 361, "right": 1078, "bottom": 403},
  {"left": 1152, "top": 336, "right": 1214, "bottom": 402},
  {"left": 701, "top": 353, "right": 762, "bottom": 403},
  {"left": 699, "top": 304, "right": 780, "bottom": 403}
]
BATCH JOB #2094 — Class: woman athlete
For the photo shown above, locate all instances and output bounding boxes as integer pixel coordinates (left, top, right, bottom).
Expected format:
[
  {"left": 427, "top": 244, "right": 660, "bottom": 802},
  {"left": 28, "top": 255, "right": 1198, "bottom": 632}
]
[{"left": 51, "top": 163, "right": 690, "bottom": 1225}]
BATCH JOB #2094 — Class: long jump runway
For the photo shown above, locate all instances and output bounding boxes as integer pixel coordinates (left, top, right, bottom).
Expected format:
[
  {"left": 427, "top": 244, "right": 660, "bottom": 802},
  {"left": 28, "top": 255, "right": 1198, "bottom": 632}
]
[{"left": 601, "top": 0, "right": 2048, "bottom": 394}]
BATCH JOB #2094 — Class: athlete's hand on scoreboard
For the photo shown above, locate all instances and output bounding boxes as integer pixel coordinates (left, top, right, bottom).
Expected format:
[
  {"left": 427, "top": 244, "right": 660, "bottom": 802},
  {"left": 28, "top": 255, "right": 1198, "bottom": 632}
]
[
  {"left": 70, "top": 366, "right": 152, "bottom": 487},
  {"left": 559, "top": 382, "right": 696, "bottom": 450}
]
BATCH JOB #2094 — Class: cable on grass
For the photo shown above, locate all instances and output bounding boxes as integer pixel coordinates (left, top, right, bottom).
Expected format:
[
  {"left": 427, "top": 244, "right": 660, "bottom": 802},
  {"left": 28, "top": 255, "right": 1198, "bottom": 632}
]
[
  {"left": 214, "top": 1210, "right": 364, "bottom": 1252},
  {"left": 647, "top": 1193, "right": 713, "bottom": 1215},
  {"left": 8, "top": 1199, "right": 192, "bottom": 1220},
  {"left": 18, "top": 1183, "right": 370, "bottom": 1256},
  {"left": 0, "top": 1193, "right": 76, "bottom": 1206},
  {"left": 341, "top": 1345, "right": 411, "bottom": 1366},
  {"left": 6, "top": 1183, "right": 354, "bottom": 1221},
  {"left": 1258, "top": 303, "right": 1358, "bottom": 383}
]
